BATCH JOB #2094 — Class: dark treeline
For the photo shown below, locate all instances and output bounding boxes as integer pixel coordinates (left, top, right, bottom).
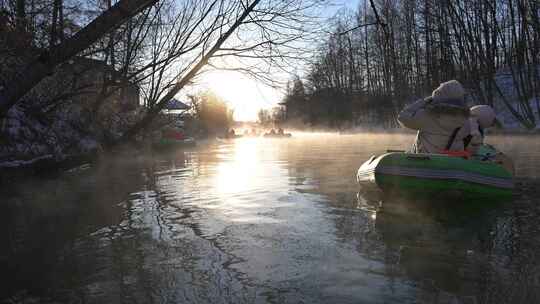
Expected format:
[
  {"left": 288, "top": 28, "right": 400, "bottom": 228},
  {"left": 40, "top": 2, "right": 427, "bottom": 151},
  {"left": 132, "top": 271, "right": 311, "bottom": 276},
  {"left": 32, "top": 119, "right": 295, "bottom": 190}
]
[{"left": 283, "top": 0, "right": 539, "bottom": 129}]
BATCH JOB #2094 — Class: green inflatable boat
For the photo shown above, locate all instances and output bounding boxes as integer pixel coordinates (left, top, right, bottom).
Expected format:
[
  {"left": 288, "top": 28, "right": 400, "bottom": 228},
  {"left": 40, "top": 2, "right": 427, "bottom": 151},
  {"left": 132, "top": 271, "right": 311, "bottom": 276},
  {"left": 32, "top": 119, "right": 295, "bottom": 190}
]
[{"left": 357, "top": 147, "right": 514, "bottom": 199}]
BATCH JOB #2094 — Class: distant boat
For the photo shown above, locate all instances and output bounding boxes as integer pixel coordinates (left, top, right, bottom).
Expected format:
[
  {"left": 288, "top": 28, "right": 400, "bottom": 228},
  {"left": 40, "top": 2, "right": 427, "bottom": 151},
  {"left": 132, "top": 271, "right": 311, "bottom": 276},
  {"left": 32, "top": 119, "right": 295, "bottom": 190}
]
[
  {"left": 153, "top": 126, "right": 196, "bottom": 150},
  {"left": 263, "top": 133, "right": 292, "bottom": 138}
]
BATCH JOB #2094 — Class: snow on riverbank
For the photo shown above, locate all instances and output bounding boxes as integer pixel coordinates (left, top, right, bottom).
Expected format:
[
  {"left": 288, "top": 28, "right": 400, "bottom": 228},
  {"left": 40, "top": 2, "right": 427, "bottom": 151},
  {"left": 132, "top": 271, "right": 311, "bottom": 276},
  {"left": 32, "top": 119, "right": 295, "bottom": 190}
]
[
  {"left": 0, "top": 104, "right": 100, "bottom": 169},
  {"left": 0, "top": 154, "right": 53, "bottom": 168}
]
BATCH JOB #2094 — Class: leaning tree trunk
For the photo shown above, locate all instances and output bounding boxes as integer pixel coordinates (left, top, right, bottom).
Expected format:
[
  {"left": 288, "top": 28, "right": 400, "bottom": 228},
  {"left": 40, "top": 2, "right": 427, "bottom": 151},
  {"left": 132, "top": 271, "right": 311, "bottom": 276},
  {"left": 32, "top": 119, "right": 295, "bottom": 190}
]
[
  {"left": 15, "top": 0, "right": 26, "bottom": 33},
  {"left": 0, "top": 0, "right": 159, "bottom": 118}
]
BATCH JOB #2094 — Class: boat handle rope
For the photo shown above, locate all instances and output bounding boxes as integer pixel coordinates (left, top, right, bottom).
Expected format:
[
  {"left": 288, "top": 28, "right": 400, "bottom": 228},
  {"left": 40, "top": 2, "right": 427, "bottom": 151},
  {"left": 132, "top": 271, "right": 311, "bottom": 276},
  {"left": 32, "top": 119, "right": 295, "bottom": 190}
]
[{"left": 406, "top": 155, "right": 431, "bottom": 160}]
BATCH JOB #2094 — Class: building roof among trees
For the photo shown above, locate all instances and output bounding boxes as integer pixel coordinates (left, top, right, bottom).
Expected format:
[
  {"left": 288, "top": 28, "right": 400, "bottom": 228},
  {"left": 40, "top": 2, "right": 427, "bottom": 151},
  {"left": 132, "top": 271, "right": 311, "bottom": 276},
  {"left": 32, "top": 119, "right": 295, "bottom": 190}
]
[{"left": 165, "top": 98, "right": 190, "bottom": 110}]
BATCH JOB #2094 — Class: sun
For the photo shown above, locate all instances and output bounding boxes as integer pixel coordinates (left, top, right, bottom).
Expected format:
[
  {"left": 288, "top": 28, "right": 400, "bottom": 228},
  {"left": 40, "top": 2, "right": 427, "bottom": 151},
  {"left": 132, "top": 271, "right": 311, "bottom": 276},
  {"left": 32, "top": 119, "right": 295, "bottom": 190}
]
[{"left": 199, "top": 70, "right": 281, "bottom": 121}]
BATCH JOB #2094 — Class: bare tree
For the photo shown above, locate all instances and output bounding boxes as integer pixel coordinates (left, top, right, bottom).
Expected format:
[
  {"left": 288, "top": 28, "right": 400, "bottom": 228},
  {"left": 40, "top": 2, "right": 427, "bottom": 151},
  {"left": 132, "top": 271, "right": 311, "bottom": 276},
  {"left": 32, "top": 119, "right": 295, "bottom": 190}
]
[
  {"left": 116, "top": 0, "right": 321, "bottom": 141},
  {"left": 298, "top": 0, "right": 540, "bottom": 129},
  {"left": 0, "top": 0, "right": 158, "bottom": 117}
]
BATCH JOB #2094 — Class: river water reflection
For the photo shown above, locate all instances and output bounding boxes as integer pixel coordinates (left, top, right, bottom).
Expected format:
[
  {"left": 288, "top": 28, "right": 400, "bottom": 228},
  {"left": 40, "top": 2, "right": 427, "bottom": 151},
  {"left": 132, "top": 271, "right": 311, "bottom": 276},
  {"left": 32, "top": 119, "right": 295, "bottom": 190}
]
[{"left": 1, "top": 133, "right": 540, "bottom": 303}]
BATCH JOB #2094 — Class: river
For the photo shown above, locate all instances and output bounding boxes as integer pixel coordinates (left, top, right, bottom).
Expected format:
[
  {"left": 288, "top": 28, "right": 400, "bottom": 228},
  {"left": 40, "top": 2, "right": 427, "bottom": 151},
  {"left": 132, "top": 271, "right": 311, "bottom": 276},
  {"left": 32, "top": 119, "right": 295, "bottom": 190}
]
[{"left": 1, "top": 133, "right": 539, "bottom": 303}]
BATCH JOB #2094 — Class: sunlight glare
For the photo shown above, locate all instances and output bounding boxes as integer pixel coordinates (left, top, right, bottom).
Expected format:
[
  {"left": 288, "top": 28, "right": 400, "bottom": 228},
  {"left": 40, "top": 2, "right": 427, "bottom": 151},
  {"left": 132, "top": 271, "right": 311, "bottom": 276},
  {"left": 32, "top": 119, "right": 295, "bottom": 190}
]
[
  {"left": 200, "top": 70, "right": 280, "bottom": 121},
  {"left": 214, "top": 139, "right": 260, "bottom": 194}
]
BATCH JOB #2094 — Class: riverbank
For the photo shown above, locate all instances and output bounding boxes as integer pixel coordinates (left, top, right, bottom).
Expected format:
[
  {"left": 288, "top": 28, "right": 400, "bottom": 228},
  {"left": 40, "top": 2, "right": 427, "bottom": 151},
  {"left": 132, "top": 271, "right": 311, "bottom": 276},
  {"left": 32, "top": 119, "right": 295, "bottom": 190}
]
[
  {"left": 0, "top": 152, "right": 98, "bottom": 182},
  {"left": 0, "top": 136, "right": 210, "bottom": 183}
]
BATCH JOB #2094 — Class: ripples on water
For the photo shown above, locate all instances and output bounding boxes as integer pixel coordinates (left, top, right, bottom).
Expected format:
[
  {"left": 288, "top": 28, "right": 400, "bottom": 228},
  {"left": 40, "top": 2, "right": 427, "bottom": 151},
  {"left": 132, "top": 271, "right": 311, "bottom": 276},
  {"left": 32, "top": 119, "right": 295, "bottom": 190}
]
[{"left": 1, "top": 133, "right": 539, "bottom": 303}]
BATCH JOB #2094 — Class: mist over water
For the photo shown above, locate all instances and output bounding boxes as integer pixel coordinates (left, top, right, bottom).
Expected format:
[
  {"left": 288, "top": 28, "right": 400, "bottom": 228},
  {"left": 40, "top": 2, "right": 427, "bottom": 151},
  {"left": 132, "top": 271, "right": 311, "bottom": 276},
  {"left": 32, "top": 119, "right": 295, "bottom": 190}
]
[{"left": 1, "top": 133, "right": 539, "bottom": 303}]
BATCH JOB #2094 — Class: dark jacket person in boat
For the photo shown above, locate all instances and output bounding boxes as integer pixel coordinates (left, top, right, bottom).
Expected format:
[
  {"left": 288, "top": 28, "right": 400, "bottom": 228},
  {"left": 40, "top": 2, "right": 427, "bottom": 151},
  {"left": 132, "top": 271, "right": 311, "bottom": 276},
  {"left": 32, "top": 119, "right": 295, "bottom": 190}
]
[{"left": 398, "top": 80, "right": 471, "bottom": 154}]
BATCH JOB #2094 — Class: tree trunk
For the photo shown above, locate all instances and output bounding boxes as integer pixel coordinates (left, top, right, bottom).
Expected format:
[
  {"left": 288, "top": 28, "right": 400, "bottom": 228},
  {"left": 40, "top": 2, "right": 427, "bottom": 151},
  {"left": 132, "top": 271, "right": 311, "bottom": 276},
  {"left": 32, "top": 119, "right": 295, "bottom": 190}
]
[
  {"left": 15, "top": 0, "right": 26, "bottom": 32},
  {"left": 50, "top": 0, "right": 60, "bottom": 46}
]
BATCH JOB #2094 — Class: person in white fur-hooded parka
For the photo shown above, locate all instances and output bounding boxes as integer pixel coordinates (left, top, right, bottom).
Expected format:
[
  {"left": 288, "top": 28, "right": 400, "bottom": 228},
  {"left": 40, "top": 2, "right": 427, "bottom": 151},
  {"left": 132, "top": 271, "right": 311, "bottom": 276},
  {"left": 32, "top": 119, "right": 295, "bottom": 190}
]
[
  {"left": 464, "top": 104, "right": 514, "bottom": 173},
  {"left": 398, "top": 80, "right": 471, "bottom": 153}
]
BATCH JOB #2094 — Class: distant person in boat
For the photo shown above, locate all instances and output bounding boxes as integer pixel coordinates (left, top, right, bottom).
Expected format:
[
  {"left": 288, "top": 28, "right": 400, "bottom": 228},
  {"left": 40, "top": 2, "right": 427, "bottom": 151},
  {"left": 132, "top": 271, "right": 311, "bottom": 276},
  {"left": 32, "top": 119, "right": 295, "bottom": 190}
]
[
  {"left": 464, "top": 105, "right": 499, "bottom": 154},
  {"left": 163, "top": 127, "right": 184, "bottom": 140},
  {"left": 398, "top": 80, "right": 470, "bottom": 153}
]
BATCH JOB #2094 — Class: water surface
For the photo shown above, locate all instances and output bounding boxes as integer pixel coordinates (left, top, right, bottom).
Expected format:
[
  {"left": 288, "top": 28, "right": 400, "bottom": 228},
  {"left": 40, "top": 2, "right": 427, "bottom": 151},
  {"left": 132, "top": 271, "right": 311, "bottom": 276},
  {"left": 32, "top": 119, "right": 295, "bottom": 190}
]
[{"left": 1, "top": 133, "right": 539, "bottom": 303}]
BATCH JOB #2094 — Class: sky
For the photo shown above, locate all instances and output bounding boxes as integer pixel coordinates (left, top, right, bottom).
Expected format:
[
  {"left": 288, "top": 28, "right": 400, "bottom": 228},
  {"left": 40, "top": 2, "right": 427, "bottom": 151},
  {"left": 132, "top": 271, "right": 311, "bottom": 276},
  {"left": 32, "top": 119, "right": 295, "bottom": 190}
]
[
  {"left": 198, "top": 70, "right": 283, "bottom": 121},
  {"left": 194, "top": 0, "right": 359, "bottom": 121}
]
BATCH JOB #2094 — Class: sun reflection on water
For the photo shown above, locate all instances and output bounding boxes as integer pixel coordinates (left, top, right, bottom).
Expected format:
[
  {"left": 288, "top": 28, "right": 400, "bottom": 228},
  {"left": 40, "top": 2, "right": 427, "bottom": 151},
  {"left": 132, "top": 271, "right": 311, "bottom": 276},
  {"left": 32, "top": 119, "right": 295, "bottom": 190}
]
[
  {"left": 208, "top": 138, "right": 290, "bottom": 223},
  {"left": 214, "top": 139, "right": 262, "bottom": 195}
]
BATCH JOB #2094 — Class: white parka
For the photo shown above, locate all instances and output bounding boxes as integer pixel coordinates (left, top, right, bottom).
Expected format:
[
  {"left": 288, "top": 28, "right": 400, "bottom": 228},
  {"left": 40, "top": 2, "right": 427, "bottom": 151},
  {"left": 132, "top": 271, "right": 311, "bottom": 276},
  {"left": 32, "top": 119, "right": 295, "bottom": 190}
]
[
  {"left": 398, "top": 80, "right": 470, "bottom": 153},
  {"left": 398, "top": 98, "right": 470, "bottom": 153}
]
